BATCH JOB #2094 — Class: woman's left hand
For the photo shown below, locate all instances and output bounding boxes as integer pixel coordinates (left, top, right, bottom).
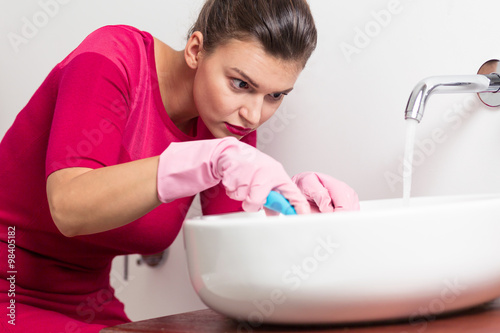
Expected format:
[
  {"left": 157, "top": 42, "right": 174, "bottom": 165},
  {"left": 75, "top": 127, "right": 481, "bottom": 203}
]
[{"left": 292, "top": 172, "right": 360, "bottom": 213}]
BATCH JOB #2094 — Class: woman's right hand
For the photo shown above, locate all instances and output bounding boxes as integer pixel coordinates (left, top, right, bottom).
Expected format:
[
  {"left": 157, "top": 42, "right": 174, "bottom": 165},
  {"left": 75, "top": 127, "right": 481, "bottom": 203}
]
[{"left": 157, "top": 137, "right": 310, "bottom": 214}]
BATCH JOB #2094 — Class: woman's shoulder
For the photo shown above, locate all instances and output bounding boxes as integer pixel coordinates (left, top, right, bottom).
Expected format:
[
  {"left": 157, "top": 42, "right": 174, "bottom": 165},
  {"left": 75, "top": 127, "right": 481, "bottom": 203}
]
[
  {"left": 84, "top": 25, "right": 152, "bottom": 46},
  {"left": 59, "top": 25, "right": 154, "bottom": 73}
]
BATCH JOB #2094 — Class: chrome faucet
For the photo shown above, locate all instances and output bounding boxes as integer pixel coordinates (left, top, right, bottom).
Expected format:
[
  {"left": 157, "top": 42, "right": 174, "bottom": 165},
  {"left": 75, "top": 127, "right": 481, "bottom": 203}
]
[{"left": 404, "top": 73, "right": 500, "bottom": 122}]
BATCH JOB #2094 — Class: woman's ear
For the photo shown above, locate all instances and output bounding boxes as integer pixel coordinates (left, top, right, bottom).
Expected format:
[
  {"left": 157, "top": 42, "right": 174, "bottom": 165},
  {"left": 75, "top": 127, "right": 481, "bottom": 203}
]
[{"left": 185, "top": 31, "right": 204, "bottom": 69}]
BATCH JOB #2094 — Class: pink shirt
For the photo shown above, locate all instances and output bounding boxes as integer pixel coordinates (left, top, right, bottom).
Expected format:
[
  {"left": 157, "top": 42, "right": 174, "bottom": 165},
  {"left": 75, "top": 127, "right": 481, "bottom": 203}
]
[{"left": 0, "top": 25, "right": 256, "bottom": 331}]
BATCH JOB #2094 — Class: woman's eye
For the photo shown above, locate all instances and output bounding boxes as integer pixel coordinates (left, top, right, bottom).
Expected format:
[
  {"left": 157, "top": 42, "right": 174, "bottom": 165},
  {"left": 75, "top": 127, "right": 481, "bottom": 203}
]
[
  {"left": 232, "top": 79, "right": 249, "bottom": 90},
  {"left": 269, "top": 92, "right": 286, "bottom": 101}
]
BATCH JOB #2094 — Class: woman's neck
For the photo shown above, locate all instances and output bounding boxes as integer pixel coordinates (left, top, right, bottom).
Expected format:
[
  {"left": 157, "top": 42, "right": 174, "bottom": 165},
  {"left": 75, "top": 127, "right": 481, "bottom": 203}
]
[{"left": 154, "top": 38, "right": 199, "bottom": 134}]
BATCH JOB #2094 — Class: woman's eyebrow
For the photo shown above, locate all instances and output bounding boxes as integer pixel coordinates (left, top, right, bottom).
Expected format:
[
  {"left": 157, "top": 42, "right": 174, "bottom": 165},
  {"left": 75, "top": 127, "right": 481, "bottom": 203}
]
[
  {"left": 230, "top": 67, "right": 259, "bottom": 88},
  {"left": 279, "top": 87, "right": 294, "bottom": 94},
  {"left": 230, "top": 67, "right": 294, "bottom": 94}
]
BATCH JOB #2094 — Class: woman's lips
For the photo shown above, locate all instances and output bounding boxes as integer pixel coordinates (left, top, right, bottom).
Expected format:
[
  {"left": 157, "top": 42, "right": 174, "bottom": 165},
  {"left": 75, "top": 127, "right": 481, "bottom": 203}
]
[{"left": 225, "top": 123, "right": 253, "bottom": 136}]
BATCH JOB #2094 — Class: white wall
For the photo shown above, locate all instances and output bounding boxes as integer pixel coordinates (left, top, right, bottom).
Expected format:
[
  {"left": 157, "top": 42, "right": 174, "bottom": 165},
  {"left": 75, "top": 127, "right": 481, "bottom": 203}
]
[
  {"left": 264, "top": 0, "right": 500, "bottom": 201},
  {"left": 2, "top": 0, "right": 500, "bottom": 322}
]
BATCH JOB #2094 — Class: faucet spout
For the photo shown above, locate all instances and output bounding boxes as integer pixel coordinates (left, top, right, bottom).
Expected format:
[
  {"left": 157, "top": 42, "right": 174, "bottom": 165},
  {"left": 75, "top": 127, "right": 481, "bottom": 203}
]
[{"left": 404, "top": 74, "right": 500, "bottom": 122}]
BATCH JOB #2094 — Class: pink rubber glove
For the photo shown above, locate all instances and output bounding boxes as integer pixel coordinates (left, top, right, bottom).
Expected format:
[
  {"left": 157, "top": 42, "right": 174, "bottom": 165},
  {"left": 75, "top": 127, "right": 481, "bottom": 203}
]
[
  {"left": 157, "top": 137, "right": 310, "bottom": 214},
  {"left": 292, "top": 172, "right": 360, "bottom": 213}
]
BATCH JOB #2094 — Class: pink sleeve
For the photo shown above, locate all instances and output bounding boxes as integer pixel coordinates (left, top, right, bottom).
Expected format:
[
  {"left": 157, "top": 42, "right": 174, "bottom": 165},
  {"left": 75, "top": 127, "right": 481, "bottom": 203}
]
[
  {"left": 200, "top": 131, "right": 257, "bottom": 215},
  {"left": 45, "top": 52, "right": 130, "bottom": 177}
]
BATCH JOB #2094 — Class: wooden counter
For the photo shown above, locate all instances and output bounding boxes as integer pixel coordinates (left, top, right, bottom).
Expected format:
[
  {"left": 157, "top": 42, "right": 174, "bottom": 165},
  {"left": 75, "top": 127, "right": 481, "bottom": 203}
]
[{"left": 101, "top": 298, "right": 500, "bottom": 332}]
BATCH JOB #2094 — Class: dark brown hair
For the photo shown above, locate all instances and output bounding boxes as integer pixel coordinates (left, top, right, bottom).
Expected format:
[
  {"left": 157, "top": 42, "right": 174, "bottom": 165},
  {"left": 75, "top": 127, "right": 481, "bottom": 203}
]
[{"left": 188, "top": 0, "right": 317, "bottom": 66}]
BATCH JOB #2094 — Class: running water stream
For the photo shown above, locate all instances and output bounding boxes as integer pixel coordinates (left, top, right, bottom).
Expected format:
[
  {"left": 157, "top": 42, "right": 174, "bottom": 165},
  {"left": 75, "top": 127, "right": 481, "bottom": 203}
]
[{"left": 402, "top": 119, "right": 419, "bottom": 206}]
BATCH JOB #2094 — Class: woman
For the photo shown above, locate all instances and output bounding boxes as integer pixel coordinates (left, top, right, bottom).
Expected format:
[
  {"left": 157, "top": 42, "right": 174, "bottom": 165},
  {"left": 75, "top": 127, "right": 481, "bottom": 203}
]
[{"left": 0, "top": 0, "right": 359, "bottom": 331}]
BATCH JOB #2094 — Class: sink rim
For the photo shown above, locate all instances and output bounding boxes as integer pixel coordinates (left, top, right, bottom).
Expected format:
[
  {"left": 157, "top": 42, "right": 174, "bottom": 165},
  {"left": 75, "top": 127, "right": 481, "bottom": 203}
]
[{"left": 185, "top": 193, "right": 500, "bottom": 227}]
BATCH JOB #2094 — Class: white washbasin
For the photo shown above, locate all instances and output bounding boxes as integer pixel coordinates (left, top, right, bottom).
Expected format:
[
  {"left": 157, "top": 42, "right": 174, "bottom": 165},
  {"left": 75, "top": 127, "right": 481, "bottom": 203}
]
[{"left": 183, "top": 194, "right": 500, "bottom": 324}]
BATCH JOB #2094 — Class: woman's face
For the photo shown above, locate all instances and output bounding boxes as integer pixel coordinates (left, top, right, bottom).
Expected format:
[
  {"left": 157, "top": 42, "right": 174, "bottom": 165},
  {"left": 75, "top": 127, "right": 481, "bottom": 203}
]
[{"left": 191, "top": 37, "right": 303, "bottom": 139}]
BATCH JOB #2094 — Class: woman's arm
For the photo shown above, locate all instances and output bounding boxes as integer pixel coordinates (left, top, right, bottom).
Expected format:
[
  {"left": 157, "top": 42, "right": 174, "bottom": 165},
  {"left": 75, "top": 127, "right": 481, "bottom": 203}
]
[
  {"left": 46, "top": 156, "right": 161, "bottom": 237},
  {"left": 48, "top": 137, "right": 312, "bottom": 238}
]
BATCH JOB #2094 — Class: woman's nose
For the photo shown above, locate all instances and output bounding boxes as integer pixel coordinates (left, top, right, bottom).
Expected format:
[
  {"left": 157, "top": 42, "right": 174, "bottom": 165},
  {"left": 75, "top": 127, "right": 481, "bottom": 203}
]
[{"left": 239, "top": 97, "right": 263, "bottom": 126}]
